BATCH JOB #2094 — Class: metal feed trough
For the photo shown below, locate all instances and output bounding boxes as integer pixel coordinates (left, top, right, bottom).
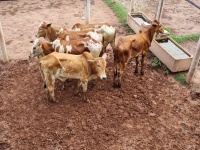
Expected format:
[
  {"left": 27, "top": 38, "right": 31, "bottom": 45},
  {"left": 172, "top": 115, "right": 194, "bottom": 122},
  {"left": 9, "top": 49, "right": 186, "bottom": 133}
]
[
  {"left": 150, "top": 38, "right": 193, "bottom": 72},
  {"left": 127, "top": 12, "right": 151, "bottom": 34},
  {"left": 127, "top": 12, "right": 193, "bottom": 72}
]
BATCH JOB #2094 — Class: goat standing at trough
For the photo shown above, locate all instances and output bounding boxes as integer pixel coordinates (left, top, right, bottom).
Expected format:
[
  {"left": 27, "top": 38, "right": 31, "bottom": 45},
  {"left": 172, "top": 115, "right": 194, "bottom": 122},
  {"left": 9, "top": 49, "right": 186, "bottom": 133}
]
[
  {"left": 113, "top": 20, "right": 164, "bottom": 88},
  {"left": 40, "top": 52, "right": 107, "bottom": 103}
]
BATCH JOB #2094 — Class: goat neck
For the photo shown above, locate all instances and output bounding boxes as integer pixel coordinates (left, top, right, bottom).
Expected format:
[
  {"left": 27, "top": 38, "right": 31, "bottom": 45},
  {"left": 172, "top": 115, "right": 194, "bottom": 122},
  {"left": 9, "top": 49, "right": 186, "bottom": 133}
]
[
  {"left": 47, "top": 26, "right": 59, "bottom": 42},
  {"left": 42, "top": 42, "right": 54, "bottom": 55},
  {"left": 140, "top": 25, "right": 156, "bottom": 43}
]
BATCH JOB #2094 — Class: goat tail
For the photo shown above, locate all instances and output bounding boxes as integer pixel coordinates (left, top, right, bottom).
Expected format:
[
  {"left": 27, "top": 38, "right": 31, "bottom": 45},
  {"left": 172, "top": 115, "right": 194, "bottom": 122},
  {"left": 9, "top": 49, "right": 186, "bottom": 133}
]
[{"left": 113, "top": 46, "right": 119, "bottom": 78}]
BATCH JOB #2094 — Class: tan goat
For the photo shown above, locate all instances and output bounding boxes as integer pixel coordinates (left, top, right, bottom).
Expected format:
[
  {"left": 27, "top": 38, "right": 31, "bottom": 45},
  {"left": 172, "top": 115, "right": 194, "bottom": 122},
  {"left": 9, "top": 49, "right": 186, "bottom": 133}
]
[{"left": 113, "top": 20, "right": 164, "bottom": 88}]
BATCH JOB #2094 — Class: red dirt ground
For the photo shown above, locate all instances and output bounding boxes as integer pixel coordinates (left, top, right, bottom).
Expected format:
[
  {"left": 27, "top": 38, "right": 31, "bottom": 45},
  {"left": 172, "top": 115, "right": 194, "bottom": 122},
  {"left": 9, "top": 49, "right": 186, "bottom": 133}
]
[{"left": 0, "top": 0, "right": 200, "bottom": 149}]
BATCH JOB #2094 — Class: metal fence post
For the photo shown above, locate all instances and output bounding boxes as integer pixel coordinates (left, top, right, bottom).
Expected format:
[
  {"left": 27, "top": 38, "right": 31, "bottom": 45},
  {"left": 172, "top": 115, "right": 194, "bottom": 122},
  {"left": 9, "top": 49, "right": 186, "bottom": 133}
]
[
  {"left": 186, "top": 38, "right": 200, "bottom": 83},
  {"left": 130, "top": 0, "right": 134, "bottom": 13},
  {"left": 155, "top": 0, "right": 165, "bottom": 22}
]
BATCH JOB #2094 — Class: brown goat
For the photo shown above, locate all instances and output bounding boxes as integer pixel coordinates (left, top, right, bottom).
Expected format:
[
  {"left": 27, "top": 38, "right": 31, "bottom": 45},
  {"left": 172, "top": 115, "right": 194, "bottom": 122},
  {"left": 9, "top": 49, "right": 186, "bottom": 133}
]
[
  {"left": 113, "top": 20, "right": 164, "bottom": 88},
  {"left": 36, "top": 22, "right": 102, "bottom": 43},
  {"left": 36, "top": 22, "right": 62, "bottom": 42}
]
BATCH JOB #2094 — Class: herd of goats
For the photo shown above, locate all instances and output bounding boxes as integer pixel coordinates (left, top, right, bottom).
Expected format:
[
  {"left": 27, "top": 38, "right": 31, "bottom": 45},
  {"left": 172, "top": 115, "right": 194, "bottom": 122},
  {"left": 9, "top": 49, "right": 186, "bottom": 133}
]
[{"left": 29, "top": 20, "right": 164, "bottom": 102}]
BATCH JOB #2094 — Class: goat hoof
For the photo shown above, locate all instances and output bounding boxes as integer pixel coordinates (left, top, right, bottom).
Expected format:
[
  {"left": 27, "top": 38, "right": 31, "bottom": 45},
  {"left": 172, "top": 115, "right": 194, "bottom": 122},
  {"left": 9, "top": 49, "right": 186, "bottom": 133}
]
[
  {"left": 85, "top": 99, "right": 90, "bottom": 103},
  {"left": 88, "top": 82, "right": 95, "bottom": 89},
  {"left": 113, "top": 82, "right": 121, "bottom": 88},
  {"left": 62, "top": 86, "right": 65, "bottom": 90},
  {"left": 48, "top": 97, "right": 58, "bottom": 103},
  {"left": 49, "top": 99, "right": 58, "bottom": 103},
  {"left": 74, "top": 91, "right": 81, "bottom": 96},
  {"left": 118, "top": 83, "right": 121, "bottom": 88},
  {"left": 113, "top": 83, "right": 116, "bottom": 87},
  {"left": 134, "top": 72, "right": 139, "bottom": 76},
  {"left": 113, "top": 82, "right": 118, "bottom": 88}
]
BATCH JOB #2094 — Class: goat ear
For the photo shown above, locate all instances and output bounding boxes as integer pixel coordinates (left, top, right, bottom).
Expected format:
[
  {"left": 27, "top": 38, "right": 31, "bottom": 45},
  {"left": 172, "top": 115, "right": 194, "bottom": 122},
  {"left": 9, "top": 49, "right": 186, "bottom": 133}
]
[
  {"left": 152, "top": 20, "right": 159, "bottom": 27},
  {"left": 152, "top": 22, "right": 158, "bottom": 27},
  {"left": 47, "top": 23, "right": 52, "bottom": 27},
  {"left": 30, "top": 40, "right": 34, "bottom": 43}
]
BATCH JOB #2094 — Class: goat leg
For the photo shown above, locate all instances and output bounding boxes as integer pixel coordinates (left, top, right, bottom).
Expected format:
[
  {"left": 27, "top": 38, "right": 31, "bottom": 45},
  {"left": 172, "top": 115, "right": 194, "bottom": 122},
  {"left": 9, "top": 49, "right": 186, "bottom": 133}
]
[
  {"left": 134, "top": 56, "right": 139, "bottom": 75},
  {"left": 81, "top": 80, "right": 90, "bottom": 102},
  {"left": 140, "top": 53, "right": 146, "bottom": 75},
  {"left": 113, "top": 61, "right": 119, "bottom": 87}
]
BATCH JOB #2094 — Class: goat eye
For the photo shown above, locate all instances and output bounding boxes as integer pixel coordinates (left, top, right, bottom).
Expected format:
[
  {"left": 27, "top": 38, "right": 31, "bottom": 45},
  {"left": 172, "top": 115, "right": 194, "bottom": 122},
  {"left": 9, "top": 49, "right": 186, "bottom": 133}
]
[{"left": 97, "top": 64, "right": 100, "bottom": 67}]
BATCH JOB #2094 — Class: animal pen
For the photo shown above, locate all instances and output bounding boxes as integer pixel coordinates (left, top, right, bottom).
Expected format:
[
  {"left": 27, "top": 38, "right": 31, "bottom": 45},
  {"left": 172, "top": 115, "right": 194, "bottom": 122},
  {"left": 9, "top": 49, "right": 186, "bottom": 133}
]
[
  {"left": 0, "top": 1, "right": 200, "bottom": 149},
  {"left": 0, "top": 0, "right": 200, "bottom": 83}
]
